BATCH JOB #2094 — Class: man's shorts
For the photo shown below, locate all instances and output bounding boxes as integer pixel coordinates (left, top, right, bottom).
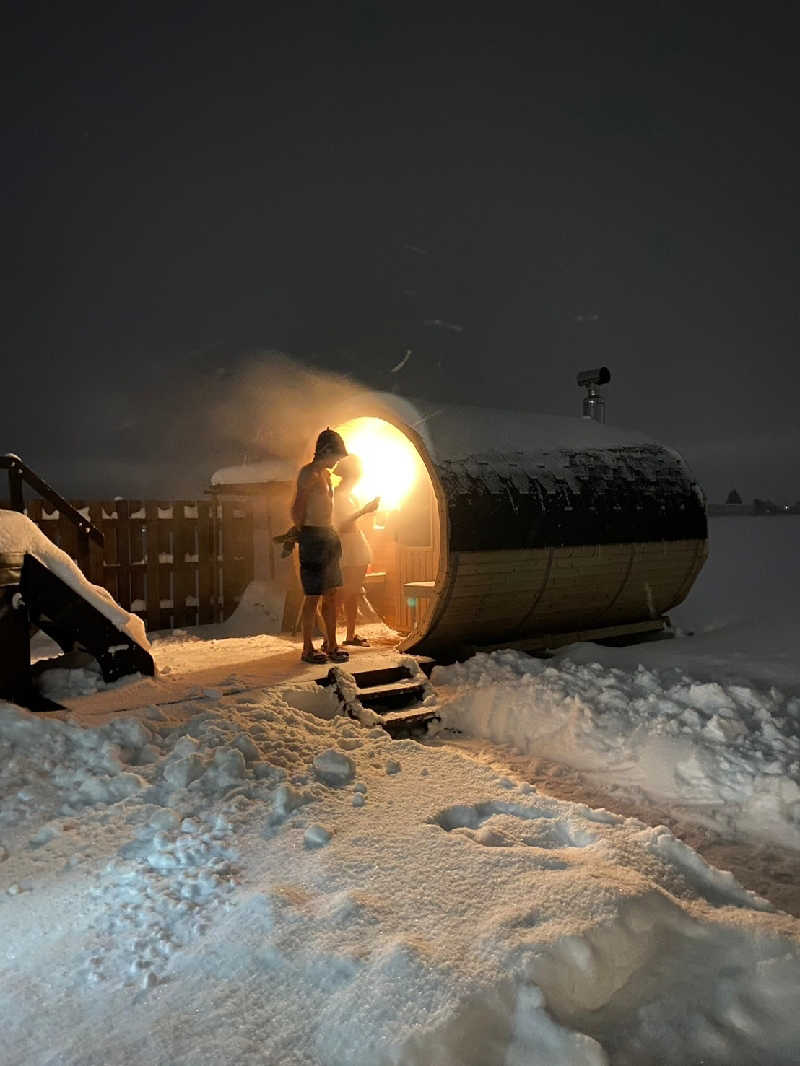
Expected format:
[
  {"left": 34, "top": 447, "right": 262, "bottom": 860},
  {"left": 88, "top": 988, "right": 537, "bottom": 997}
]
[{"left": 298, "top": 526, "right": 343, "bottom": 595}]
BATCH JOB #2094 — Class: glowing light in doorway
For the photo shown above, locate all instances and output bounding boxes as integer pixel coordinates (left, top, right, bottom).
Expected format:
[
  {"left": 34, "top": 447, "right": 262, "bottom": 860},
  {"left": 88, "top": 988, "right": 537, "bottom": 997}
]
[{"left": 334, "top": 417, "right": 420, "bottom": 511}]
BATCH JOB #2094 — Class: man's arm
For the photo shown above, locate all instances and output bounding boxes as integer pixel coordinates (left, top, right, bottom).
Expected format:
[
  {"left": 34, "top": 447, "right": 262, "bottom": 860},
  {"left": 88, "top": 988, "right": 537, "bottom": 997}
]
[{"left": 291, "top": 466, "right": 313, "bottom": 526}]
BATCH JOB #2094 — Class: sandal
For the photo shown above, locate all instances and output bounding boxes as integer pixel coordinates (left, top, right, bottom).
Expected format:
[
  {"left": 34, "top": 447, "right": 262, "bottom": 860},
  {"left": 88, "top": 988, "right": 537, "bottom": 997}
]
[
  {"left": 301, "top": 650, "right": 328, "bottom": 664},
  {"left": 343, "top": 636, "right": 370, "bottom": 647},
  {"left": 327, "top": 649, "right": 350, "bottom": 663}
]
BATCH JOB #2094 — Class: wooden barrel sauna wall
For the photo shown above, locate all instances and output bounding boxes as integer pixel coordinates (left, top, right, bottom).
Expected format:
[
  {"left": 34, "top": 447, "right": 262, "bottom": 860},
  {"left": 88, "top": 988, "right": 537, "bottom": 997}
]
[{"left": 328, "top": 397, "right": 708, "bottom": 659}]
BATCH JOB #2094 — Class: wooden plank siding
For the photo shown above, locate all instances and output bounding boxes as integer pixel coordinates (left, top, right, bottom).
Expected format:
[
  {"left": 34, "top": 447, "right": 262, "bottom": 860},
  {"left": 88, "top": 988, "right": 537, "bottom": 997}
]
[
  {"left": 395, "top": 545, "right": 438, "bottom": 632},
  {"left": 419, "top": 537, "right": 707, "bottom": 652},
  {"left": 13, "top": 498, "right": 254, "bottom": 633},
  {"left": 196, "top": 501, "right": 215, "bottom": 625},
  {"left": 218, "top": 501, "right": 255, "bottom": 623},
  {"left": 367, "top": 491, "right": 442, "bottom": 635}
]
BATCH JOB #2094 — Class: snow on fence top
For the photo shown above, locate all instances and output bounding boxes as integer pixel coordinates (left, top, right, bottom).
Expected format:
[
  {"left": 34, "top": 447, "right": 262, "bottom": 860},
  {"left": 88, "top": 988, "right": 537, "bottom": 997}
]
[{"left": 210, "top": 458, "right": 295, "bottom": 486}]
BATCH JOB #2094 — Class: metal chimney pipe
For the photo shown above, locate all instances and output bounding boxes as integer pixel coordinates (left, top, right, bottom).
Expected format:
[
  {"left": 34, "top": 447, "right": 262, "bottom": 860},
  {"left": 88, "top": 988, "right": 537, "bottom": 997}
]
[
  {"left": 576, "top": 366, "right": 611, "bottom": 423},
  {"left": 582, "top": 384, "right": 605, "bottom": 422}
]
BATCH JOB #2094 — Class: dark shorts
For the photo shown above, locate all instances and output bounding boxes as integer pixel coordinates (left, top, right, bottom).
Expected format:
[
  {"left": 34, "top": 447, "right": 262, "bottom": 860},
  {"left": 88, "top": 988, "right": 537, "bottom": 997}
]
[{"left": 298, "top": 526, "right": 342, "bottom": 595}]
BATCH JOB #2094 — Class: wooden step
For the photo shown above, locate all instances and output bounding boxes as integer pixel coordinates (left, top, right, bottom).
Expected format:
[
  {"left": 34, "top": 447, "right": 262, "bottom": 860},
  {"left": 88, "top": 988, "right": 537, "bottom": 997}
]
[
  {"left": 317, "top": 658, "right": 438, "bottom": 723},
  {"left": 416, "top": 657, "right": 436, "bottom": 678},
  {"left": 315, "top": 658, "right": 435, "bottom": 692},
  {"left": 315, "top": 665, "right": 408, "bottom": 689},
  {"left": 357, "top": 679, "right": 428, "bottom": 712},
  {"left": 380, "top": 706, "right": 441, "bottom": 738}
]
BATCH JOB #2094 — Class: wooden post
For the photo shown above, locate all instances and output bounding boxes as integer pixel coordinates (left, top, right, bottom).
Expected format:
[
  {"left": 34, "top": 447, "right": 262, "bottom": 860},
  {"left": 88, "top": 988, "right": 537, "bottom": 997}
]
[
  {"left": 115, "top": 499, "right": 132, "bottom": 611},
  {"left": 58, "top": 507, "right": 78, "bottom": 561},
  {"left": 87, "top": 502, "right": 106, "bottom": 587},
  {"left": 145, "top": 501, "right": 161, "bottom": 631},
  {"left": 172, "top": 500, "right": 190, "bottom": 629},
  {"left": 101, "top": 499, "right": 119, "bottom": 604},
  {"left": 8, "top": 465, "right": 24, "bottom": 512},
  {"left": 212, "top": 498, "right": 222, "bottom": 623},
  {"left": 197, "top": 500, "right": 214, "bottom": 625},
  {"left": 27, "top": 498, "right": 42, "bottom": 527},
  {"left": 220, "top": 501, "right": 235, "bottom": 621},
  {"left": 76, "top": 530, "right": 91, "bottom": 578},
  {"left": 219, "top": 501, "right": 254, "bottom": 622}
]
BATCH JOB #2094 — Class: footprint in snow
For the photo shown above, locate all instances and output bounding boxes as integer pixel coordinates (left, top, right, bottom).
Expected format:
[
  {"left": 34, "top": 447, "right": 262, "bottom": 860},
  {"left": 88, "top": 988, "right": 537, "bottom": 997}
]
[{"left": 429, "top": 801, "right": 597, "bottom": 850}]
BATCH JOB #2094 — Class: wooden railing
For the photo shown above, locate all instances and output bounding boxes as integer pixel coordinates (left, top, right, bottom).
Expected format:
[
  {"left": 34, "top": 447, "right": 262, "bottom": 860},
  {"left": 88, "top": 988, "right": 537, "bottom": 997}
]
[{"left": 1, "top": 454, "right": 105, "bottom": 582}]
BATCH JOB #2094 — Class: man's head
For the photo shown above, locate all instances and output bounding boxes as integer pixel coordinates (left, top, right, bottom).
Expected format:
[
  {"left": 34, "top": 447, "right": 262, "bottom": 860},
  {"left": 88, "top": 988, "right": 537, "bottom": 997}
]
[{"left": 313, "top": 427, "right": 348, "bottom": 467}]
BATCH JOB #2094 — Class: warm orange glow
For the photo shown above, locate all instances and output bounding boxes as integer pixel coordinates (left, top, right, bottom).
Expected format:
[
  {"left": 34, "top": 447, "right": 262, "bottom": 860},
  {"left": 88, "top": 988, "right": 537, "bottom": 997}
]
[{"left": 334, "top": 417, "right": 421, "bottom": 511}]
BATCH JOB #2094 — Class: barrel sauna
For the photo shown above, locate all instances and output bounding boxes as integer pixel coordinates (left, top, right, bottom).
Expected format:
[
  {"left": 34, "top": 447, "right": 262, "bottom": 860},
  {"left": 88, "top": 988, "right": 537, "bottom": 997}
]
[{"left": 320, "top": 395, "right": 708, "bottom": 659}]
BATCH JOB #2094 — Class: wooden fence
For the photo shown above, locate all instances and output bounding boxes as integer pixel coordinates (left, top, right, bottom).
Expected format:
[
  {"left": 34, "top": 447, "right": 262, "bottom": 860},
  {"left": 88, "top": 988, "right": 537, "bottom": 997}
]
[{"left": 11, "top": 498, "right": 254, "bottom": 633}]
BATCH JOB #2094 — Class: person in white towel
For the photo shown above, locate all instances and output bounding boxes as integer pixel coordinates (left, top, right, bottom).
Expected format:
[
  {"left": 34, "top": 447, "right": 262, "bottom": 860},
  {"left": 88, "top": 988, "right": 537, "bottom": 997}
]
[{"left": 333, "top": 454, "right": 379, "bottom": 647}]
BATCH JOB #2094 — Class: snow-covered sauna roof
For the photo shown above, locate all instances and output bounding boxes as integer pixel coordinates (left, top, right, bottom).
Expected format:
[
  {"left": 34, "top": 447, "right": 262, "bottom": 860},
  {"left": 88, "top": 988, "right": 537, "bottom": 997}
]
[
  {"left": 210, "top": 457, "right": 295, "bottom": 487},
  {"left": 358, "top": 396, "right": 705, "bottom": 541},
  {"left": 209, "top": 393, "right": 706, "bottom": 547},
  {"left": 210, "top": 394, "right": 655, "bottom": 488},
  {"left": 358, "top": 394, "right": 655, "bottom": 459}
]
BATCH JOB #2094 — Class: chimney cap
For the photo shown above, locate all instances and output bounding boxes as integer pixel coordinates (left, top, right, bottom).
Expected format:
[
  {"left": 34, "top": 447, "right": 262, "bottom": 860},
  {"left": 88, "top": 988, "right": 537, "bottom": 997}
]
[{"left": 576, "top": 366, "right": 611, "bottom": 388}]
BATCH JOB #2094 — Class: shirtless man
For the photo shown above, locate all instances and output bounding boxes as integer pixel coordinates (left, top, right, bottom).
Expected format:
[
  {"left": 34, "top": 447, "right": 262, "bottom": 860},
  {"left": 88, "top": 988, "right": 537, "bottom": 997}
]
[{"left": 291, "top": 428, "right": 350, "bottom": 664}]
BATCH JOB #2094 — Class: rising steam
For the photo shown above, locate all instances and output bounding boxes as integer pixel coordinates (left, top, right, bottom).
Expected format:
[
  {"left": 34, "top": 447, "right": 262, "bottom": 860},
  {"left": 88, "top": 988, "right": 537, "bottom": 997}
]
[{"left": 209, "top": 352, "right": 375, "bottom": 465}]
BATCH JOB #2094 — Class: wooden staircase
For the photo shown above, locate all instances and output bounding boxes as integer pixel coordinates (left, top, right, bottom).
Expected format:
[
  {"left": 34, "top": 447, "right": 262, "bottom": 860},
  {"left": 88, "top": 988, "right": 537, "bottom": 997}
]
[{"left": 316, "top": 659, "right": 439, "bottom": 737}]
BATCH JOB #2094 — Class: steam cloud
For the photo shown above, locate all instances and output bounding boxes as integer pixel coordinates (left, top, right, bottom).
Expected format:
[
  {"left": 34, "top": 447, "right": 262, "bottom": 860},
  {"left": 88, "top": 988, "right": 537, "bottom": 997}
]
[{"left": 209, "top": 352, "right": 374, "bottom": 465}]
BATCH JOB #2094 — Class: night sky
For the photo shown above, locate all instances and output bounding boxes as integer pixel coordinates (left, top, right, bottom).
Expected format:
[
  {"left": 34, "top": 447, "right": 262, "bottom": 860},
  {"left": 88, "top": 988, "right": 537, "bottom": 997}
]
[{"left": 4, "top": 5, "right": 799, "bottom": 501}]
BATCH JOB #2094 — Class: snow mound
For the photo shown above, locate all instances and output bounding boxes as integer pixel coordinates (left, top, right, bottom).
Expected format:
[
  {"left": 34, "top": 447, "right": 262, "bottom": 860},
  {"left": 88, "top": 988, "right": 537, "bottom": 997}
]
[
  {"left": 434, "top": 651, "right": 800, "bottom": 850},
  {"left": 219, "top": 578, "right": 286, "bottom": 636}
]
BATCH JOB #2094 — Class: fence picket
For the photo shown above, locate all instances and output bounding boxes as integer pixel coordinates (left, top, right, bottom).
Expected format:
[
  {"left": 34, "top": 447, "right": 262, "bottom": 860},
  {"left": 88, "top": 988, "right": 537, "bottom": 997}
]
[
  {"left": 115, "top": 500, "right": 132, "bottom": 611},
  {"left": 145, "top": 501, "right": 161, "bottom": 628},
  {"left": 197, "top": 501, "right": 214, "bottom": 625}
]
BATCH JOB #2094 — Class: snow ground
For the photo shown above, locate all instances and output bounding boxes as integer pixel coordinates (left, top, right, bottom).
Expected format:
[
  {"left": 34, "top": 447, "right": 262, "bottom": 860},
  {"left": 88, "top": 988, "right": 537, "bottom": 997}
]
[
  {"left": 2, "top": 517, "right": 800, "bottom": 1064},
  {"left": 3, "top": 684, "right": 799, "bottom": 1066},
  {"left": 430, "top": 519, "right": 800, "bottom": 906},
  {"left": 433, "top": 652, "right": 800, "bottom": 847}
]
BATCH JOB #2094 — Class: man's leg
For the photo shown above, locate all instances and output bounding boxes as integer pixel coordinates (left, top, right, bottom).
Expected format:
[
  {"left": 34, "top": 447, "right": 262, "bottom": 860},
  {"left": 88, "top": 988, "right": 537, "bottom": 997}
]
[{"left": 301, "top": 595, "right": 321, "bottom": 656}]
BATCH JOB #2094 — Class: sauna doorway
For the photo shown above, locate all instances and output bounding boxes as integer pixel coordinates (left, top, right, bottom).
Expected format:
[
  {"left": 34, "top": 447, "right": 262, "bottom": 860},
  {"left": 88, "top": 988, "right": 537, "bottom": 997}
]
[{"left": 333, "top": 416, "right": 442, "bottom": 639}]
